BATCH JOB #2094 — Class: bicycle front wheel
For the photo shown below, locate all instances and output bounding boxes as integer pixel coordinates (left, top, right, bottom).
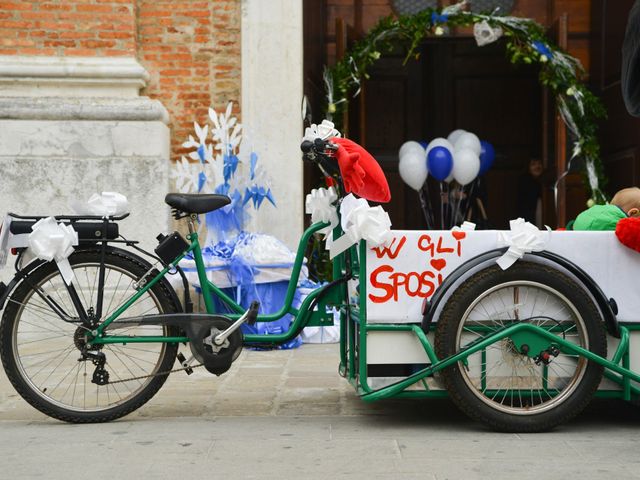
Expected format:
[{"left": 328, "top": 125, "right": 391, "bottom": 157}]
[
  {"left": 435, "top": 261, "right": 606, "bottom": 432},
  {"left": 0, "top": 248, "right": 180, "bottom": 423}
]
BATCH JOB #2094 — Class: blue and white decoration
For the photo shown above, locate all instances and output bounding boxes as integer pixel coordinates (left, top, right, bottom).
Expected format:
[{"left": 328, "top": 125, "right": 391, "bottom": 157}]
[
  {"left": 171, "top": 103, "right": 315, "bottom": 348},
  {"left": 170, "top": 102, "right": 276, "bottom": 245},
  {"left": 398, "top": 129, "right": 493, "bottom": 190}
]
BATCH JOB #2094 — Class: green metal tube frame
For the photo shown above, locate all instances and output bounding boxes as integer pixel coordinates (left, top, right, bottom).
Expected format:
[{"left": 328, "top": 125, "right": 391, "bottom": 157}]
[
  {"left": 344, "top": 240, "right": 640, "bottom": 402},
  {"left": 91, "top": 221, "right": 331, "bottom": 346},
  {"left": 85, "top": 218, "right": 640, "bottom": 405}
]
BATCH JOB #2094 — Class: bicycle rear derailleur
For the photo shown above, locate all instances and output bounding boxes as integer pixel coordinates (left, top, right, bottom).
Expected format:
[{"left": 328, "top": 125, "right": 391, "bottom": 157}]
[{"left": 82, "top": 350, "right": 109, "bottom": 386}]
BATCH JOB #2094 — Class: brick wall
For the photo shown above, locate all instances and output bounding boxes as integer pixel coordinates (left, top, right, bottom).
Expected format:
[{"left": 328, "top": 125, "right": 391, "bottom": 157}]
[
  {"left": 137, "top": 0, "right": 241, "bottom": 158},
  {"left": 0, "top": 0, "right": 242, "bottom": 160},
  {"left": 0, "top": 0, "right": 135, "bottom": 57}
]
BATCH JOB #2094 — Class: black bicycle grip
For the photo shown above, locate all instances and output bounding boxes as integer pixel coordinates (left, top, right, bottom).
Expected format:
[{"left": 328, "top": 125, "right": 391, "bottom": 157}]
[{"left": 300, "top": 140, "right": 313, "bottom": 153}]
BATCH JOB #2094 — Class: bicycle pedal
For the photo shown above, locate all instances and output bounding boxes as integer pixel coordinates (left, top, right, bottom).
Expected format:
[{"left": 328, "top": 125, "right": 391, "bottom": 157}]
[
  {"left": 177, "top": 353, "right": 194, "bottom": 375},
  {"left": 247, "top": 301, "right": 260, "bottom": 325}
]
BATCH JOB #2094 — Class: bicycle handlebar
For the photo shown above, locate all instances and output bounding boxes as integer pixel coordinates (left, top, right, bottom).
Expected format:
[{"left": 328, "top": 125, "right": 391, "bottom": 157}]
[
  {"left": 300, "top": 138, "right": 342, "bottom": 192},
  {"left": 300, "top": 137, "right": 337, "bottom": 156}
]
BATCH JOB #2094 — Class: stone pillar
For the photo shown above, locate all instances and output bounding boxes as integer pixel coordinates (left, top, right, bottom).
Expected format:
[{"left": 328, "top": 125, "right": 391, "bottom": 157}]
[
  {"left": 241, "top": 0, "right": 304, "bottom": 250},
  {"left": 0, "top": 55, "right": 170, "bottom": 281}
]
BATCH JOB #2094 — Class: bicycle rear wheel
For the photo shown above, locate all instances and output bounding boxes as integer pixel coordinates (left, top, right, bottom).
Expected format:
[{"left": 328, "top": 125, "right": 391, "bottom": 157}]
[{"left": 0, "top": 248, "right": 180, "bottom": 423}]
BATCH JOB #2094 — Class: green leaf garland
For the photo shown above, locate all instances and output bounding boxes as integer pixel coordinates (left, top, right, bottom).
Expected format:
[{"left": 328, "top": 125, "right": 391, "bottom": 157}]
[{"left": 323, "top": 4, "right": 608, "bottom": 203}]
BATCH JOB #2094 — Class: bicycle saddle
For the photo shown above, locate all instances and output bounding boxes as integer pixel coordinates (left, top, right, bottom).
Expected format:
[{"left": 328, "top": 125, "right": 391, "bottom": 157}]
[{"left": 165, "top": 194, "right": 231, "bottom": 214}]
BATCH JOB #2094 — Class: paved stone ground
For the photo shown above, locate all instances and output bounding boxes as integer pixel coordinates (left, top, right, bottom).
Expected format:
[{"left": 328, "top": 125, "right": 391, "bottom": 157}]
[{"left": 2, "top": 343, "right": 640, "bottom": 479}]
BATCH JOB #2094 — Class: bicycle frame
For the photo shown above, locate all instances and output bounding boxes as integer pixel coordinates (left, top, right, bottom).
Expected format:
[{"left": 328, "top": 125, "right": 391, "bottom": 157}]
[
  {"left": 47, "top": 210, "right": 640, "bottom": 405},
  {"left": 83, "top": 218, "right": 640, "bottom": 404},
  {"left": 89, "top": 220, "right": 341, "bottom": 347}
]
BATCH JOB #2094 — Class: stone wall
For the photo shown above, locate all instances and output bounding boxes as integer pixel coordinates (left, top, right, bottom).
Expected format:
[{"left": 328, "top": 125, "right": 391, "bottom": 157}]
[
  {"left": 0, "top": 0, "right": 303, "bottom": 281},
  {"left": 0, "top": 55, "right": 170, "bottom": 283},
  {"left": 0, "top": 0, "right": 242, "bottom": 159},
  {"left": 137, "top": 0, "right": 242, "bottom": 157}
]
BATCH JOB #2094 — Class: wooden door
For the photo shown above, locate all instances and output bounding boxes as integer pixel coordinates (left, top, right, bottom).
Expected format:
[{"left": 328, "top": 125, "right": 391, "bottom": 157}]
[
  {"left": 544, "top": 13, "right": 589, "bottom": 228},
  {"left": 591, "top": 0, "right": 640, "bottom": 193},
  {"left": 544, "top": 15, "right": 569, "bottom": 227},
  {"left": 355, "top": 38, "right": 542, "bottom": 230}
]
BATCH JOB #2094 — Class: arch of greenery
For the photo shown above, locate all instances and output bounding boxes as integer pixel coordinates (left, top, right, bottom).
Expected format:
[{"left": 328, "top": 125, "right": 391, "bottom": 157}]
[{"left": 323, "top": 2, "right": 607, "bottom": 203}]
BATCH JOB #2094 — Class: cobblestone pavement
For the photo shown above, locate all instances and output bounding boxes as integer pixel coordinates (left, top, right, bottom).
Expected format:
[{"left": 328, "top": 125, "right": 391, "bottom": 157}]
[{"left": 2, "top": 343, "right": 640, "bottom": 479}]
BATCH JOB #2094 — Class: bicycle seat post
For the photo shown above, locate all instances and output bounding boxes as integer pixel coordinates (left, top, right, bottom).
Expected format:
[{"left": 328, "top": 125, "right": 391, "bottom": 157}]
[{"left": 187, "top": 214, "right": 198, "bottom": 235}]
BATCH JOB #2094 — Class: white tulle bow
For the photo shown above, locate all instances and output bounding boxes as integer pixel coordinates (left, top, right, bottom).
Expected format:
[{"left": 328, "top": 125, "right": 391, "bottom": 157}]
[
  {"left": 302, "top": 119, "right": 341, "bottom": 142},
  {"left": 496, "top": 218, "right": 549, "bottom": 270},
  {"left": 72, "top": 191, "right": 129, "bottom": 217},
  {"left": 305, "top": 187, "right": 339, "bottom": 240},
  {"left": 330, "top": 194, "right": 392, "bottom": 259},
  {"left": 29, "top": 217, "right": 79, "bottom": 285}
]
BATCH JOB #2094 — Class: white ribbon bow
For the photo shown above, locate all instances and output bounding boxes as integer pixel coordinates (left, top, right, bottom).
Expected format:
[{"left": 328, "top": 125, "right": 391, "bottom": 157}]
[
  {"left": 473, "top": 20, "right": 504, "bottom": 47},
  {"left": 305, "top": 187, "right": 339, "bottom": 240},
  {"left": 302, "top": 119, "right": 341, "bottom": 143},
  {"left": 496, "top": 218, "right": 548, "bottom": 270},
  {"left": 453, "top": 221, "right": 477, "bottom": 233},
  {"left": 330, "top": 194, "right": 392, "bottom": 259},
  {"left": 72, "top": 192, "right": 129, "bottom": 217},
  {"left": 29, "top": 217, "right": 79, "bottom": 285}
]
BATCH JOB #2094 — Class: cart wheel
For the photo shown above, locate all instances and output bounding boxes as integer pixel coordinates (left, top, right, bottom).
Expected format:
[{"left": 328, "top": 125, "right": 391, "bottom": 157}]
[{"left": 435, "top": 261, "right": 606, "bottom": 432}]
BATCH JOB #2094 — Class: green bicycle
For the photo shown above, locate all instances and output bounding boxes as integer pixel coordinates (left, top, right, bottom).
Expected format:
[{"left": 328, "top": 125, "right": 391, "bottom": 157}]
[
  {"left": 0, "top": 138, "right": 348, "bottom": 424},
  {"left": 0, "top": 137, "right": 636, "bottom": 432}
]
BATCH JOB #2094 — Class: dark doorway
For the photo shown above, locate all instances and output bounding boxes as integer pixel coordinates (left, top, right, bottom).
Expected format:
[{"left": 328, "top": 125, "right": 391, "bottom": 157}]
[
  {"left": 591, "top": 0, "right": 640, "bottom": 193},
  {"left": 350, "top": 38, "right": 544, "bottom": 230}
]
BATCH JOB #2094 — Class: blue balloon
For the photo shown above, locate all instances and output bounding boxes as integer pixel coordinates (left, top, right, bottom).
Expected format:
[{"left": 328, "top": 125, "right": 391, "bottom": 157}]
[
  {"left": 418, "top": 140, "right": 429, "bottom": 149},
  {"left": 479, "top": 141, "right": 495, "bottom": 175},
  {"left": 427, "top": 146, "right": 453, "bottom": 182}
]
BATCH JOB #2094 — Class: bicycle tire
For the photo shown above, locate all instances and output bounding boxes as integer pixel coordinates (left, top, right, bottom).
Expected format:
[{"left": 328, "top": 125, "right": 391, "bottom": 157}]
[
  {"left": 435, "top": 261, "right": 606, "bottom": 432},
  {"left": 0, "top": 247, "right": 180, "bottom": 423}
]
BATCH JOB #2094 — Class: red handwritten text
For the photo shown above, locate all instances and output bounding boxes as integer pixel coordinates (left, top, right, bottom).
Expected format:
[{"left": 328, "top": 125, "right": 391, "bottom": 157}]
[
  {"left": 368, "top": 264, "right": 440, "bottom": 303},
  {"left": 372, "top": 236, "right": 407, "bottom": 259}
]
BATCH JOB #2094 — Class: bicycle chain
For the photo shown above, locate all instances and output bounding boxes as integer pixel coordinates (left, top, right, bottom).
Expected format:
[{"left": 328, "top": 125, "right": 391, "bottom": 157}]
[{"left": 106, "top": 362, "right": 206, "bottom": 385}]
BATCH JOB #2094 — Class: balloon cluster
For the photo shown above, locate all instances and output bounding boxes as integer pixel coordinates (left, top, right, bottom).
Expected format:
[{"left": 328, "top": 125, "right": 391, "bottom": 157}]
[
  {"left": 398, "top": 130, "right": 496, "bottom": 229},
  {"left": 399, "top": 130, "right": 495, "bottom": 188}
]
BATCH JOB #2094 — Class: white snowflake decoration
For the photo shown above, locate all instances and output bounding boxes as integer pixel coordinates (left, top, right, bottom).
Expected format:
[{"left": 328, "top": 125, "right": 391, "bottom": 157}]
[
  {"left": 170, "top": 101, "right": 275, "bottom": 246},
  {"left": 170, "top": 156, "right": 200, "bottom": 193}
]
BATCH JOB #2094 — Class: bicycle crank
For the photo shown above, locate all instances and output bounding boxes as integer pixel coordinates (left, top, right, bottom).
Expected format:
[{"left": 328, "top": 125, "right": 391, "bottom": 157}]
[{"left": 95, "top": 302, "right": 260, "bottom": 376}]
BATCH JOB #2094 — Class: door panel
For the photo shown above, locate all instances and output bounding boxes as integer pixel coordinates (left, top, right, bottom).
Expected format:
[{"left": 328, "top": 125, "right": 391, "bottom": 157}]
[{"left": 359, "top": 38, "right": 542, "bottom": 230}]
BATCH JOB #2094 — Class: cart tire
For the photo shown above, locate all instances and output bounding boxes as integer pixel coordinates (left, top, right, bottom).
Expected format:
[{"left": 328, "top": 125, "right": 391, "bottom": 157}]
[
  {"left": 435, "top": 261, "right": 606, "bottom": 432},
  {"left": 0, "top": 249, "right": 180, "bottom": 423}
]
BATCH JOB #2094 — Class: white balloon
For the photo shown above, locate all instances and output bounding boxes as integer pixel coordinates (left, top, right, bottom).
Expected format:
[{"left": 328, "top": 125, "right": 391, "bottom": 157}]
[
  {"left": 399, "top": 140, "right": 424, "bottom": 160},
  {"left": 447, "top": 129, "right": 467, "bottom": 145},
  {"left": 453, "top": 148, "right": 481, "bottom": 186},
  {"left": 444, "top": 172, "right": 454, "bottom": 183},
  {"left": 454, "top": 132, "right": 481, "bottom": 156},
  {"left": 399, "top": 150, "right": 428, "bottom": 190},
  {"left": 425, "top": 137, "right": 454, "bottom": 157}
]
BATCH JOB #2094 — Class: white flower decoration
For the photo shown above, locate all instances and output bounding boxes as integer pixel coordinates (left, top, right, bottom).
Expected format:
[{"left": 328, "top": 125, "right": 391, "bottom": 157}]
[
  {"left": 210, "top": 102, "right": 242, "bottom": 155},
  {"left": 170, "top": 156, "right": 200, "bottom": 193}
]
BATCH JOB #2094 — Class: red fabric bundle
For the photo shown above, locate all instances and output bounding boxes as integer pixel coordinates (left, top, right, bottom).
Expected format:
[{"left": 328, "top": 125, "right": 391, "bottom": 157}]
[
  {"left": 616, "top": 217, "right": 640, "bottom": 253},
  {"left": 332, "top": 137, "right": 391, "bottom": 203}
]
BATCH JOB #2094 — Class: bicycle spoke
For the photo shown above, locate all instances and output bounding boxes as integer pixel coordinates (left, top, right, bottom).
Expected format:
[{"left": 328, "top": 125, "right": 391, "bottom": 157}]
[{"left": 449, "top": 275, "right": 594, "bottom": 418}]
